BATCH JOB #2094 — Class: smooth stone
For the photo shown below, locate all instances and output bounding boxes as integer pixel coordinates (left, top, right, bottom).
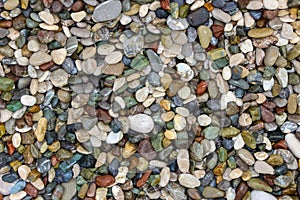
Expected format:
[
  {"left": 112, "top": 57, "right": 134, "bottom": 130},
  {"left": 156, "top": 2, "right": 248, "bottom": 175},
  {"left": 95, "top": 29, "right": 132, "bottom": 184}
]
[
  {"left": 248, "top": 28, "right": 273, "bottom": 38},
  {"left": 274, "top": 175, "right": 292, "bottom": 188},
  {"left": 247, "top": 178, "right": 272, "bottom": 192},
  {"left": 29, "top": 52, "right": 52, "bottom": 66},
  {"left": 0, "top": 78, "right": 15, "bottom": 91},
  {"left": 264, "top": 46, "right": 279, "bottom": 66},
  {"left": 212, "top": 8, "right": 231, "bottom": 23},
  {"left": 254, "top": 161, "right": 275, "bottom": 174},
  {"left": 263, "top": 0, "right": 279, "bottom": 10},
  {"left": 237, "top": 149, "right": 255, "bottom": 165},
  {"left": 62, "top": 179, "right": 77, "bottom": 200},
  {"left": 93, "top": 0, "right": 122, "bottom": 22},
  {"left": 250, "top": 190, "right": 276, "bottom": 200},
  {"left": 51, "top": 48, "right": 67, "bottom": 65},
  {"left": 4, "top": 0, "right": 19, "bottom": 10},
  {"left": 177, "top": 149, "right": 189, "bottom": 173},
  {"left": 202, "top": 186, "right": 225, "bottom": 198},
  {"left": 275, "top": 67, "right": 288, "bottom": 88},
  {"left": 105, "top": 51, "right": 123, "bottom": 64},
  {"left": 0, "top": 174, "right": 17, "bottom": 195},
  {"left": 174, "top": 114, "right": 187, "bottom": 131},
  {"left": 187, "top": 7, "right": 209, "bottom": 26},
  {"left": 178, "top": 174, "right": 200, "bottom": 188},
  {"left": 50, "top": 69, "right": 69, "bottom": 88},
  {"left": 106, "top": 131, "right": 123, "bottom": 144},
  {"left": 20, "top": 95, "right": 36, "bottom": 106},
  {"left": 197, "top": 26, "right": 212, "bottom": 49},
  {"left": 167, "top": 16, "right": 189, "bottom": 30},
  {"left": 285, "top": 133, "right": 300, "bottom": 158},
  {"left": 128, "top": 114, "right": 154, "bottom": 134}
]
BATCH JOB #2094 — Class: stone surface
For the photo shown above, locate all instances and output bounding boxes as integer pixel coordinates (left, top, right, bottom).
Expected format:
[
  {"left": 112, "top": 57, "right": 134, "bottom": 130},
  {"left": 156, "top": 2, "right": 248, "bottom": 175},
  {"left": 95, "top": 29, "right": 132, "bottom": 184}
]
[{"left": 93, "top": 0, "right": 122, "bottom": 22}]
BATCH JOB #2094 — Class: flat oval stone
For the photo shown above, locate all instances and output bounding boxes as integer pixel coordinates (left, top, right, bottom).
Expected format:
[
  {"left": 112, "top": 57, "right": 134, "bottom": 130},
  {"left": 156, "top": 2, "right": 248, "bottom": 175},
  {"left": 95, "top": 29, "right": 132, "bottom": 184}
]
[
  {"left": 187, "top": 7, "right": 209, "bottom": 26},
  {"left": 285, "top": 133, "right": 300, "bottom": 158},
  {"left": 254, "top": 161, "right": 275, "bottom": 174},
  {"left": 20, "top": 95, "right": 36, "bottom": 106},
  {"left": 93, "top": 0, "right": 122, "bottom": 22},
  {"left": 248, "top": 28, "right": 274, "bottom": 38},
  {"left": 178, "top": 174, "right": 200, "bottom": 188},
  {"left": 250, "top": 190, "right": 276, "bottom": 200},
  {"left": 197, "top": 26, "right": 212, "bottom": 48},
  {"left": 202, "top": 186, "right": 225, "bottom": 198},
  {"left": 128, "top": 114, "right": 154, "bottom": 134},
  {"left": 29, "top": 52, "right": 52, "bottom": 66},
  {"left": 105, "top": 51, "right": 123, "bottom": 64}
]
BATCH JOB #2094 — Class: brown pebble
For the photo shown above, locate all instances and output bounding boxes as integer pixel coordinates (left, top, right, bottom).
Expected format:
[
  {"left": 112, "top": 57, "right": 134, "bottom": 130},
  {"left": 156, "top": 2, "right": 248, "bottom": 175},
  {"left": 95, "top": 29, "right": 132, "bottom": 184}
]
[
  {"left": 96, "top": 108, "right": 112, "bottom": 124},
  {"left": 72, "top": 1, "right": 84, "bottom": 11},
  {"left": 260, "top": 106, "right": 275, "bottom": 123},
  {"left": 13, "top": 15, "right": 26, "bottom": 30},
  {"left": 136, "top": 170, "right": 152, "bottom": 187},
  {"left": 24, "top": 113, "right": 33, "bottom": 126},
  {"left": 256, "top": 18, "right": 267, "bottom": 27},
  {"left": 0, "top": 20, "right": 13, "bottom": 28},
  {"left": 235, "top": 181, "right": 248, "bottom": 200},
  {"left": 196, "top": 81, "right": 208, "bottom": 96},
  {"left": 16, "top": 118, "right": 26, "bottom": 129},
  {"left": 273, "top": 140, "right": 288, "bottom": 149},
  {"left": 95, "top": 175, "right": 115, "bottom": 187},
  {"left": 40, "top": 61, "right": 55, "bottom": 71},
  {"left": 263, "top": 175, "right": 275, "bottom": 186},
  {"left": 212, "top": 24, "right": 224, "bottom": 38},
  {"left": 25, "top": 183, "right": 38, "bottom": 197},
  {"left": 87, "top": 183, "right": 96, "bottom": 197},
  {"left": 160, "top": 0, "right": 170, "bottom": 10},
  {"left": 263, "top": 10, "right": 278, "bottom": 19}
]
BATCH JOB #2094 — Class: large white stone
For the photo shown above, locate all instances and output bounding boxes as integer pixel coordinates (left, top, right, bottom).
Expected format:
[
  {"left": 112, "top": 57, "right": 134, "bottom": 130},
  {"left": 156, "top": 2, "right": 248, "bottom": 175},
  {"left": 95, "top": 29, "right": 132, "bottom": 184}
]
[
  {"left": 250, "top": 190, "right": 276, "bottom": 200},
  {"left": 178, "top": 174, "right": 200, "bottom": 188},
  {"left": 128, "top": 114, "right": 154, "bottom": 134},
  {"left": 285, "top": 133, "right": 300, "bottom": 158}
]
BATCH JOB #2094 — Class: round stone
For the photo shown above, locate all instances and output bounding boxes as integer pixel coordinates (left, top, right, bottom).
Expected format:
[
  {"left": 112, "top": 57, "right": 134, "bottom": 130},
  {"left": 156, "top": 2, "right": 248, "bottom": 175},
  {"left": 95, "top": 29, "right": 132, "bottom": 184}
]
[
  {"left": 105, "top": 51, "right": 123, "bottom": 64},
  {"left": 20, "top": 95, "right": 37, "bottom": 106}
]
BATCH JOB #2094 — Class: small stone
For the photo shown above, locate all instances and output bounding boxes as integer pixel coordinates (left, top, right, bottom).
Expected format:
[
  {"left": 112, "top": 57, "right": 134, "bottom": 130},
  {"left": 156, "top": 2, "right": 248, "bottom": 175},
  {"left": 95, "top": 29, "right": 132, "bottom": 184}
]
[
  {"left": 50, "top": 69, "right": 69, "bottom": 88},
  {"left": 263, "top": 0, "right": 279, "bottom": 10},
  {"left": 95, "top": 175, "right": 115, "bottom": 187},
  {"left": 93, "top": 0, "right": 122, "bottom": 22},
  {"left": 29, "top": 52, "right": 52, "bottom": 66},
  {"left": 174, "top": 114, "right": 186, "bottom": 131},
  {"left": 254, "top": 161, "right": 275, "bottom": 174},
  {"left": 177, "top": 149, "right": 189, "bottom": 173},
  {"left": 128, "top": 114, "right": 154, "bottom": 134},
  {"left": 187, "top": 7, "right": 209, "bottom": 26},
  {"left": 202, "top": 186, "right": 225, "bottom": 198},
  {"left": 237, "top": 149, "right": 255, "bottom": 165},
  {"left": 35, "top": 118, "right": 47, "bottom": 142},
  {"left": 105, "top": 51, "right": 123, "bottom": 64},
  {"left": 51, "top": 48, "right": 67, "bottom": 65},
  {"left": 250, "top": 190, "right": 276, "bottom": 200},
  {"left": 20, "top": 95, "right": 36, "bottom": 106},
  {"left": 106, "top": 131, "right": 123, "bottom": 144},
  {"left": 212, "top": 8, "right": 231, "bottom": 23},
  {"left": 248, "top": 28, "right": 274, "bottom": 38},
  {"left": 285, "top": 133, "right": 300, "bottom": 158},
  {"left": 4, "top": 0, "right": 19, "bottom": 10},
  {"left": 197, "top": 26, "right": 212, "bottom": 48},
  {"left": 178, "top": 174, "right": 200, "bottom": 188}
]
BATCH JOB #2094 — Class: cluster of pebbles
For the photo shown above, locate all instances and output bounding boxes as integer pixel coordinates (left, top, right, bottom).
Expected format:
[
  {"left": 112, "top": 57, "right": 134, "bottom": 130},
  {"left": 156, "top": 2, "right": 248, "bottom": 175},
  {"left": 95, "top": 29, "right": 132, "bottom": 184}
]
[{"left": 0, "top": 0, "right": 300, "bottom": 199}]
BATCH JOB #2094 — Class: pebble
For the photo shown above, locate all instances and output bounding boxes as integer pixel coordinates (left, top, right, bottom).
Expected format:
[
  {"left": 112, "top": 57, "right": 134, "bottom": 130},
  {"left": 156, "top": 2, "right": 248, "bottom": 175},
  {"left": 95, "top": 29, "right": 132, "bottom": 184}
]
[
  {"left": 202, "top": 186, "right": 225, "bottom": 198},
  {"left": 197, "top": 26, "right": 212, "bottom": 48},
  {"left": 285, "top": 133, "right": 300, "bottom": 158},
  {"left": 51, "top": 48, "right": 67, "bottom": 65},
  {"left": 254, "top": 161, "right": 275, "bottom": 174},
  {"left": 128, "top": 114, "right": 154, "bottom": 134},
  {"left": 250, "top": 190, "right": 276, "bottom": 200},
  {"left": 178, "top": 174, "right": 200, "bottom": 188},
  {"left": 93, "top": 0, "right": 122, "bottom": 22},
  {"left": 29, "top": 52, "right": 52, "bottom": 66},
  {"left": 20, "top": 95, "right": 36, "bottom": 106},
  {"left": 105, "top": 51, "right": 123, "bottom": 64}
]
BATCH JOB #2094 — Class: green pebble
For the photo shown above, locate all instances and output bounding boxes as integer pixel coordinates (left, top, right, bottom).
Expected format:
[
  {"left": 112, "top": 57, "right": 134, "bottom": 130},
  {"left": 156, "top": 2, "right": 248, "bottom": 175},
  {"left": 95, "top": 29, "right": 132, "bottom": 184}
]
[
  {"left": 218, "top": 147, "right": 227, "bottom": 162},
  {"left": 212, "top": 57, "right": 228, "bottom": 69},
  {"left": 207, "top": 48, "right": 227, "bottom": 60},
  {"left": 0, "top": 77, "right": 14, "bottom": 91},
  {"left": 263, "top": 66, "right": 276, "bottom": 80},
  {"left": 1, "top": 91, "right": 12, "bottom": 101},
  {"left": 48, "top": 40, "right": 63, "bottom": 50},
  {"left": 76, "top": 176, "right": 88, "bottom": 185},
  {"left": 179, "top": 4, "right": 190, "bottom": 18},
  {"left": 221, "top": 127, "right": 240, "bottom": 138},
  {"left": 151, "top": 132, "right": 164, "bottom": 151},
  {"left": 241, "top": 130, "right": 256, "bottom": 149},
  {"left": 170, "top": 2, "right": 179, "bottom": 19},
  {"left": 203, "top": 126, "right": 220, "bottom": 140},
  {"left": 80, "top": 168, "right": 94, "bottom": 180},
  {"left": 288, "top": 73, "right": 299, "bottom": 85},
  {"left": 26, "top": 18, "right": 39, "bottom": 28},
  {"left": 199, "top": 69, "right": 210, "bottom": 80},
  {"left": 130, "top": 54, "right": 150, "bottom": 70},
  {"left": 249, "top": 107, "right": 261, "bottom": 121},
  {"left": 166, "top": 121, "right": 174, "bottom": 130},
  {"left": 7, "top": 100, "right": 23, "bottom": 112},
  {"left": 247, "top": 178, "right": 272, "bottom": 192},
  {"left": 229, "top": 45, "right": 240, "bottom": 54},
  {"left": 227, "top": 156, "right": 236, "bottom": 168},
  {"left": 16, "top": 35, "right": 26, "bottom": 48},
  {"left": 148, "top": 175, "right": 160, "bottom": 186}
]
